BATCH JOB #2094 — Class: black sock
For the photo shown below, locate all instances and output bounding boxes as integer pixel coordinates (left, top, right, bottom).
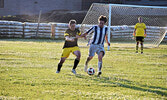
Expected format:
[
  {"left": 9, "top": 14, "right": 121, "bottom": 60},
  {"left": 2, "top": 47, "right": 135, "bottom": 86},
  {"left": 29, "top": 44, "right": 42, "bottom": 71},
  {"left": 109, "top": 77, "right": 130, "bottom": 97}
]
[
  {"left": 57, "top": 64, "right": 62, "bottom": 71},
  {"left": 73, "top": 59, "right": 80, "bottom": 70},
  {"left": 136, "top": 45, "right": 138, "bottom": 52},
  {"left": 141, "top": 44, "right": 143, "bottom": 53}
]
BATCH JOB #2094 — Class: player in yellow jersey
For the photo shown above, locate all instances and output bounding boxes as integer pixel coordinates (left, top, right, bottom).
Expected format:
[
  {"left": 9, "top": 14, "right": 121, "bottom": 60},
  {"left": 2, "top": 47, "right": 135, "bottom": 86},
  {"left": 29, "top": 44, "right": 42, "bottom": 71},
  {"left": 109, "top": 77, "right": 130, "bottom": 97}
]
[
  {"left": 133, "top": 17, "right": 147, "bottom": 54},
  {"left": 56, "top": 20, "right": 82, "bottom": 74}
]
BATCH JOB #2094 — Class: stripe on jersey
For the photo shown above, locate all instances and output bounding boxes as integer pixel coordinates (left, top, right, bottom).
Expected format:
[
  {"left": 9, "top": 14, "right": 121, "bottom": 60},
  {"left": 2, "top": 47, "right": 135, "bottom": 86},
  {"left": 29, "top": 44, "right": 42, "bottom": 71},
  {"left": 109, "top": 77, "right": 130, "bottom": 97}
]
[
  {"left": 86, "top": 26, "right": 94, "bottom": 34},
  {"left": 101, "top": 27, "right": 108, "bottom": 44},
  {"left": 97, "top": 28, "right": 103, "bottom": 44},
  {"left": 86, "top": 25, "right": 108, "bottom": 45},
  {"left": 92, "top": 26, "right": 97, "bottom": 44}
]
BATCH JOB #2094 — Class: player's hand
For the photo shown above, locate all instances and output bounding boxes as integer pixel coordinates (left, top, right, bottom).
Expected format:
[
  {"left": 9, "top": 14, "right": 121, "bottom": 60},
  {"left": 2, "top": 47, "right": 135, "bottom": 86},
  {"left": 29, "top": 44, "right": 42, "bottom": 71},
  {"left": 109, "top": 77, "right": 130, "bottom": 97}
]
[
  {"left": 107, "top": 42, "right": 110, "bottom": 46},
  {"left": 144, "top": 34, "right": 147, "bottom": 37},
  {"left": 71, "top": 38, "right": 75, "bottom": 42},
  {"left": 133, "top": 33, "right": 135, "bottom": 37},
  {"left": 71, "top": 39, "right": 75, "bottom": 42}
]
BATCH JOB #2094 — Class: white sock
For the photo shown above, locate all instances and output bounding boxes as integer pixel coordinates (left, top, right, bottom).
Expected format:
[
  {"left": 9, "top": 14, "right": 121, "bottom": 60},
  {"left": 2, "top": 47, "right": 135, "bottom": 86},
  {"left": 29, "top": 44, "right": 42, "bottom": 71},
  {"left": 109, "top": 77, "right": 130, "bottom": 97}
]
[{"left": 98, "top": 61, "right": 102, "bottom": 72}]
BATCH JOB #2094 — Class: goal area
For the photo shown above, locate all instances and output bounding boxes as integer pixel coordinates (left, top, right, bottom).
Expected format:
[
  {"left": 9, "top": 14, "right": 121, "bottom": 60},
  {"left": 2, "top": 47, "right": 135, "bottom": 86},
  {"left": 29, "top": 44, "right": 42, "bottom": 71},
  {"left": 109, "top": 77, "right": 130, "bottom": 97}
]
[{"left": 80, "top": 3, "right": 167, "bottom": 48}]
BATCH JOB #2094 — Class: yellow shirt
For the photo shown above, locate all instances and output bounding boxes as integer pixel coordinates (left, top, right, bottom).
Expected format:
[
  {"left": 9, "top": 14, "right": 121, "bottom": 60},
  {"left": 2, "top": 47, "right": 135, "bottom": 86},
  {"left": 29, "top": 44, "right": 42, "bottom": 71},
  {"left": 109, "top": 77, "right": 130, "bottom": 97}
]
[{"left": 134, "top": 23, "right": 146, "bottom": 37}]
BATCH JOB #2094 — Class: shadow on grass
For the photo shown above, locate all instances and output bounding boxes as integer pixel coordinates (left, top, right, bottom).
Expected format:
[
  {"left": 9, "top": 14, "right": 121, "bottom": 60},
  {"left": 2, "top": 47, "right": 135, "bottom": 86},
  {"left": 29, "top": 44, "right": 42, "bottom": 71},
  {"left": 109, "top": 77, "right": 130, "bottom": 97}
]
[{"left": 76, "top": 74, "right": 167, "bottom": 97}]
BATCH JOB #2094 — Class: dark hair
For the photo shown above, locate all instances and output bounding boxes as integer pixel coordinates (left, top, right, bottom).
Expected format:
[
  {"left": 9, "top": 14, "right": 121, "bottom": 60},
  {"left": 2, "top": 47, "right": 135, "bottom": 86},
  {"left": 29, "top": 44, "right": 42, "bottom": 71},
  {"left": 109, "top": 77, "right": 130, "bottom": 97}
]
[
  {"left": 98, "top": 15, "right": 107, "bottom": 23},
  {"left": 69, "top": 19, "right": 76, "bottom": 25}
]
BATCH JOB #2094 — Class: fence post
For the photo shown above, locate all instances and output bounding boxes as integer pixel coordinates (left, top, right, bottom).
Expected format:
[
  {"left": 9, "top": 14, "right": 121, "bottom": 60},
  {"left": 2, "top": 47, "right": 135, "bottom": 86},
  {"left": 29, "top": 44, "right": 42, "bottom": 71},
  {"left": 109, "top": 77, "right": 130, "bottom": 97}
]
[
  {"left": 51, "top": 24, "right": 55, "bottom": 39},
  {"left": 22, "top": 22, "right": 25, "bottom": 38}
]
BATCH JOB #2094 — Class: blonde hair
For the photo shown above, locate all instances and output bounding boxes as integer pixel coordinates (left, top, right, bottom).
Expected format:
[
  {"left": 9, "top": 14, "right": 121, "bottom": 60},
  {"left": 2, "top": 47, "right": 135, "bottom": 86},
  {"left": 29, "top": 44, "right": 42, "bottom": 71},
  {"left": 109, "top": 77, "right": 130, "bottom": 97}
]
[{"left": 69, "top": 19, "right": 76, "bottom": 25}]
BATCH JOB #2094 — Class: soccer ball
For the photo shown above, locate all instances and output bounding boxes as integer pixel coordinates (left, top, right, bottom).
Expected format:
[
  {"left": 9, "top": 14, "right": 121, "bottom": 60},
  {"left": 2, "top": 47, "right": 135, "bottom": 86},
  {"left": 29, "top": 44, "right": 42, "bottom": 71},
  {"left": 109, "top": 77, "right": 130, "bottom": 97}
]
[{"left": 87, "top": 67, "right": 95, "bottom": 75}]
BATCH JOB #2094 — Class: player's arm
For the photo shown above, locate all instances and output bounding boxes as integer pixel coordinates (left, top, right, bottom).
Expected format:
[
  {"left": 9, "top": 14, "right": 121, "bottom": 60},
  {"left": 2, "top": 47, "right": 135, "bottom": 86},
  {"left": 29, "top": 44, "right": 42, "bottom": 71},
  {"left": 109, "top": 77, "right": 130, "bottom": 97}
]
[
  {"left": 75, "top": 30, "right": 83, "bottom": 39},
  {"left": 80, "top": 26, "right": 95, "bottom": 39},
  {"left": 64, "top": 31, "right": 74, "bottom": 42},
  {"left": 80, "top": 33, "right": 88, "bottom": 37},
  {"left": 105, "top": 34, "right": 110, "bottom": 46},
  {"left": 65, "top": 36, "right": 75, "bottom": 42},
  {"left": 133, "top": 29, "right": 136, "bottom": 37}
]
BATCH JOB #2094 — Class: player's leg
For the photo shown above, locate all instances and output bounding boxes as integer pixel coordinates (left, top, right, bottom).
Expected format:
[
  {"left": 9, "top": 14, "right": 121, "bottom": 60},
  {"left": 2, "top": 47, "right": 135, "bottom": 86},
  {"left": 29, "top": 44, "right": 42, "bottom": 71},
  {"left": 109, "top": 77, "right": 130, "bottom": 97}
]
[
  {"left": 97, "top": 51, "right": 104, "bottom": 77},
  {"left": 56, "top": 48, "right": 70, "bottom": 73},
  {"left": 140, "top": 37, "right": 144, "bottom": 54},
  {"left": 141, "top": 42, "right": 143, "bottom": 54},
  {"left": 136, "top": 41, "right": 139, "bottom": 53},
  {"left": 72, "top": 50, "right": 81, "bottom": 74},
  {"left": 56, "top": 57, "right": 66, "bottom": 73},
  {"left": 84, "top": 44, "right": 96, "bottom": 72},
  {"left": 136, "top": 37, "right": 140, "bottom": 53},
  {"left": 85, "top": 56, "right": 93, "bottom": 72}
]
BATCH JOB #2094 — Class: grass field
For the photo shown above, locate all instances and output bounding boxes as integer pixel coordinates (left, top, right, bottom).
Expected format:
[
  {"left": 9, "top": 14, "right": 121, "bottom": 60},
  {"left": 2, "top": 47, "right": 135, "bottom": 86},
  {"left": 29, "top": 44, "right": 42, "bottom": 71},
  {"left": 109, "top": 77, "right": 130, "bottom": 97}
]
[{"left": 0, "top": 39, "right": 167, "bottom": 100}]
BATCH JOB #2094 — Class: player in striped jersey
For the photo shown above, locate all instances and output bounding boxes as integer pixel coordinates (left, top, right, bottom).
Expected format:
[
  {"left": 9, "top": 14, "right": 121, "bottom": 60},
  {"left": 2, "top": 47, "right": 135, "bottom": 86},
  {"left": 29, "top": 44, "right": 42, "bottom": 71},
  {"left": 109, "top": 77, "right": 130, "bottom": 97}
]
[{"left": 82, "top": 15, "right": 110, "bottom": 77}]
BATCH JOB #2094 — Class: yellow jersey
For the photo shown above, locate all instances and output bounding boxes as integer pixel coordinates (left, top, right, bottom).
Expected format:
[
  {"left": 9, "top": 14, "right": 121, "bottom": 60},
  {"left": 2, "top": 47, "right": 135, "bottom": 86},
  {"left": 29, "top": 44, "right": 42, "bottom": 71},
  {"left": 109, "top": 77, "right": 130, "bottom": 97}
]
[{"left": 134, "top": 23, "right": 146, "bottom": 37}]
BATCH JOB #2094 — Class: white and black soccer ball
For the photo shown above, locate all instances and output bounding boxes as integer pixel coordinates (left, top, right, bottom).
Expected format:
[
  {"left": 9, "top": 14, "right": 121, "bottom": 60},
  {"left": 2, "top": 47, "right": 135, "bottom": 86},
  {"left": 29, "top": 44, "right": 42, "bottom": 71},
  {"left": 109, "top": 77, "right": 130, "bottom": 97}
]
[{"left": 87, "top": 67, "right": 95, "bottom": 75}]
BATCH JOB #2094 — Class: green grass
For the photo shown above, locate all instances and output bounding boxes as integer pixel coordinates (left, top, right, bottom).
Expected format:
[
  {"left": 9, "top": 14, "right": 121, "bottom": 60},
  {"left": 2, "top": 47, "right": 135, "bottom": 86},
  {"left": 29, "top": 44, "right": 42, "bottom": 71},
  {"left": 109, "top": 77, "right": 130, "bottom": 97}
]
[{"left": 0, "top": 39, "right": 167, "bottom": 100}]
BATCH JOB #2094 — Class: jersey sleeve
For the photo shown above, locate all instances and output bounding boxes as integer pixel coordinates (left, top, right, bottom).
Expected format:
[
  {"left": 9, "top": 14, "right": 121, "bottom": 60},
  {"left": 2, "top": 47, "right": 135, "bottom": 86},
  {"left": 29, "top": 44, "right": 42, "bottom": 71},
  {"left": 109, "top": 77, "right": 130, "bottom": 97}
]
[
  {"left": 86, "top": 26, "right": 95, "bottom": 34},
  {"left": 105, "top": 27, "right": 108, "bottom": 35},
  {"left": 134, "top": 24, "right": 137, "bottom": 29},
  {"left": 77, "top": 29, "right": 81, "bottom": 36},
  {"left": 64, "top": 30, "right": 69, "bottom": 37}
]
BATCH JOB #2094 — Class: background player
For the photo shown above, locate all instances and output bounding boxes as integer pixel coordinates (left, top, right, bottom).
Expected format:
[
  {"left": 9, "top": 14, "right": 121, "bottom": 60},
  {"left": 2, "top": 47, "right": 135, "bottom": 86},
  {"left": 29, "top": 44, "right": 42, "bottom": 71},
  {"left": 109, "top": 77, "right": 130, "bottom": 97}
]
[
  {"left": 81, "top": 15, "right": 110, "bottom": 77},
  {"left": 56, "top": 20, "right": 81, "bottom": 74},
  {"left": 133, "top": 17, "right": 147, "bottom": 54}
]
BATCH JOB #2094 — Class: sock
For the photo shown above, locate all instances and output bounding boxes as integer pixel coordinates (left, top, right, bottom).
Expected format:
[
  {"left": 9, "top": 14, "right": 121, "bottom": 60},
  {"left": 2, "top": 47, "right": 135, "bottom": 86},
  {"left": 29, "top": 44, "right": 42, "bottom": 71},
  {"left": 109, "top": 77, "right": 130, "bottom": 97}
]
[
  {"left": 57, "top": 64, "right": 62, "bottom": 71},
  {"left": 73, "top": 59, "right": 80, "bottom": 69},
  {"left": 136, "top": 45, "right": 138, "bottom": 52},
  {"left": 98, "top": 61, "right": 102, "bottom": 72},
  {"left": 141, "top": 44, "right": 143, "bottom": 53}
]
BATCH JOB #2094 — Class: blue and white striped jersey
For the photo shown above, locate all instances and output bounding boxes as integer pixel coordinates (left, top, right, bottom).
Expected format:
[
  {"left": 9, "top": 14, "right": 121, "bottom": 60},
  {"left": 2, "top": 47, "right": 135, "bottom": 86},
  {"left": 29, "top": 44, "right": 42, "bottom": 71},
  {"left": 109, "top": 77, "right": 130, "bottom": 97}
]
[{"left": 86, "top": 25, "right": 108, "bottom": 45}]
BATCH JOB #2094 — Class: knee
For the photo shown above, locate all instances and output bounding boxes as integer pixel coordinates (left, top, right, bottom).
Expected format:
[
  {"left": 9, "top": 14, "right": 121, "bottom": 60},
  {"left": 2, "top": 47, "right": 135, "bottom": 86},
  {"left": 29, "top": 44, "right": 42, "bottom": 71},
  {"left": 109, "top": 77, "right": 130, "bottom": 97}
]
[
  {"left": 76, "top": 54, "right": 81, "bottom": 60},
  {"left": 137, "top": 42, "right": 139, "bottom": 45},
  {"left": 59, "top": 59, "right": 66, "bottom": 65},
  {"left": 76, "top": 55, "right": 80, "bottom": 60}
]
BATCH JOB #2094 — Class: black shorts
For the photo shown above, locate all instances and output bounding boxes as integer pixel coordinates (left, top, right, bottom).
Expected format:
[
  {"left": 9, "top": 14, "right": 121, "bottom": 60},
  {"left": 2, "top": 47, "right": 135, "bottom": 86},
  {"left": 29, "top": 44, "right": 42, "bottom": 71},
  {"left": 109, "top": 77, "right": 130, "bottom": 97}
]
[{"left": 136, "top": 37, "right": 144, "bottom": 42}]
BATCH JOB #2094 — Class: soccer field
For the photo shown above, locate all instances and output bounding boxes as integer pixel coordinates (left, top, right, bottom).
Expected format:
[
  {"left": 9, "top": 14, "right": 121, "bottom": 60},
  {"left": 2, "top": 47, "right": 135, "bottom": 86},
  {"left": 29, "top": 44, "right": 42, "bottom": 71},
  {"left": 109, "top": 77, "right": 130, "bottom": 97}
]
[{"left": 0, "top": 39, "right": 166, "bottom": 99}]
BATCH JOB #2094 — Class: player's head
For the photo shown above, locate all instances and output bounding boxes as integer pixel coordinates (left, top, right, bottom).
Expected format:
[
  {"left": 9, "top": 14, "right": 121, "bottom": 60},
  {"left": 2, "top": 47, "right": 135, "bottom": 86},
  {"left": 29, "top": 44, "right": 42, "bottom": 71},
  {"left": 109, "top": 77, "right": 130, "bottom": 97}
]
[
  {"left": 69, "top": 19, "right": 76, "bottom": 31},
  {"left": 98, "top": 15, "right": 107, "bottom": 28},
  {"left": 138, "top": 17, "right": 142, "bottom": 23}
]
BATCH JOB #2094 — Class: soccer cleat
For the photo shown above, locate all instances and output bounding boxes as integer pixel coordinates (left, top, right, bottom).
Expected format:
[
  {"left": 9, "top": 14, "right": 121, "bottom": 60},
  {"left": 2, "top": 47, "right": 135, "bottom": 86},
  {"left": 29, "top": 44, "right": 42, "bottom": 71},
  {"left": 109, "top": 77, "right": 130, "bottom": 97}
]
[
  {"left": 56, "top": 71, "right": 60, "bottom": 73},
  {"left": 97, "top": 72, "right": 102, "bottom": 77},
  {"left": 84, "top": 64, "right": 88, "bottom": 72},
  {"left": 72, "top": 69, "right": 77, "bottom": 75},
  {"left": 136, "top": 51, "right": 138, "bottom": 53},
  {"left": 141, "top": 52, "right": 143, "bottom": 54}
]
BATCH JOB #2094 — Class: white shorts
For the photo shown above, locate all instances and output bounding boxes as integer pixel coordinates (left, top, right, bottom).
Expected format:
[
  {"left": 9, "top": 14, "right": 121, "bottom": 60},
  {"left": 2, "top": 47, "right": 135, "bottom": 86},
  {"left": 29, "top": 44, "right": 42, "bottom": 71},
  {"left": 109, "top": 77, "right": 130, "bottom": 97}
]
[{"left": 89, "top": 44, "right": 105, "bottom": 57}]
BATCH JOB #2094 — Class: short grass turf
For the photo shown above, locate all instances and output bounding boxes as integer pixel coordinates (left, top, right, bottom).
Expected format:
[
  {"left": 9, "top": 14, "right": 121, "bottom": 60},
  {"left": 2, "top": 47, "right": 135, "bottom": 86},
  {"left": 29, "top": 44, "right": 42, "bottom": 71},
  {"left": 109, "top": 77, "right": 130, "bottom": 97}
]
[{"left": 0, "top": 39, "right": 167, "bottom": 100}]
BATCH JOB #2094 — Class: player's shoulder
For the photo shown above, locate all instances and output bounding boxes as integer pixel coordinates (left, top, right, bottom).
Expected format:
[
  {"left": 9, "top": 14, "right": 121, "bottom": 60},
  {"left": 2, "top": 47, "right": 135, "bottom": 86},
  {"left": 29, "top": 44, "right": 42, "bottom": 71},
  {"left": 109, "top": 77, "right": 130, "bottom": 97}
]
[
  {"left": 141, "top": 23, "right": 146, "bottom": 25},
  {"left": 135, "top": 23, "right": 140, "bottom": 25}
]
